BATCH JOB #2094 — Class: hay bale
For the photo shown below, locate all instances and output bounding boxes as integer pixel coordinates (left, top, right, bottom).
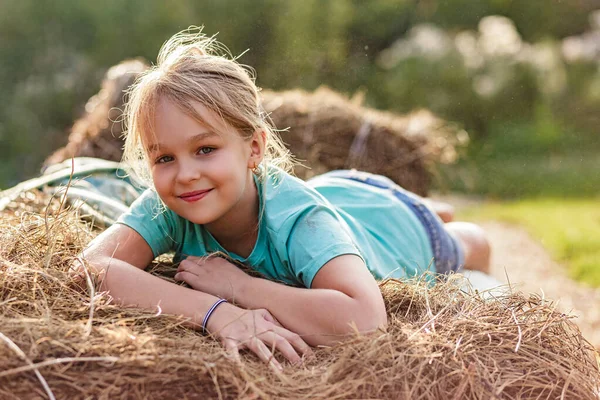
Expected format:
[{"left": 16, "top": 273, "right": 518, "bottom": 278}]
[
  {"left": 46, "top": 61, "right": 467, "bottom": 195},
  {"left": 44, "top": 59, "right": 149, "bottom": 167},
  {"left": 0, "top": 192, "right": 598, "bottom": 399},
  {"left": 261, "top": 88, "right": 468, "bottom": 195}
]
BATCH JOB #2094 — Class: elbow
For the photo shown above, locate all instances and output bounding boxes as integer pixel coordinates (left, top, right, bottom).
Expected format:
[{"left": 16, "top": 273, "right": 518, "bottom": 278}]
[
  {"left": 376, "top": 309, "right": 389, "bottom": 330},
  {"left": 73, "top": 252, "right": 106, "bottom": 275},
  {"left": 309, "top": 297, "right": 388, "bottom": 347},
  {"left": 353, "top": 299, "right": 388, "bottom": 333},
  {"left": 69, "top": 253, "right": 109, "bottom": 289}
]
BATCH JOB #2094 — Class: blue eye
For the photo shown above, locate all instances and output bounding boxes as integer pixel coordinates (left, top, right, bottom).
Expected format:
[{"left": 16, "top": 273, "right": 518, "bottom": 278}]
[
  {"left": 198, "top": 147, "right": 214, "bottom": 155},
  {"left": 156, "top": 155, "right": 174, "bottom": 164}
]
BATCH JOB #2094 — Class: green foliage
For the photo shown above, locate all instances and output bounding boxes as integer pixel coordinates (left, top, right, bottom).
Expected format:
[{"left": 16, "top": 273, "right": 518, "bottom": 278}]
[
  {"left": 372, "top": 17, "right": 600, "bottom": 198},
  {"left": 461, "top": 199, "right": 600, "bottom": 287},
  {"left": 439, "top": 110, "right": 600, "bottom": 198},
  {"left": 418, "top": 0, "right": 592, "bottom": 40}
]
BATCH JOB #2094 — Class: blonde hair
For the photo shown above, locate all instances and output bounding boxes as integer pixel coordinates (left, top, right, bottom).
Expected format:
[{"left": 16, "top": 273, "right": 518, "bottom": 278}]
[{"left": 123, "top": 27, "right": 293, "bottom": 187}]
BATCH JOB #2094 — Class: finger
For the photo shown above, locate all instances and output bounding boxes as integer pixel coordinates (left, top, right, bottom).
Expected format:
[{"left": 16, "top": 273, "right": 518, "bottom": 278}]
[
  {"left": 223, "top": 330, "right": 283, "bottom": 372},
  {"left": 246, "top": 336, "right": 283, "bottom": 371},
  {"left": 173, "top": 271, "right": 201, "bottom": 288},
  {"left": 257, "top": 330, "right": 303, "bottom": 366},
  {"left": 258, "top": 311, "right": 311, "bottom": 359},
  {"left": 270, "top": 326, "right": 313, "bottom": 360},
  {"left": 178, "top": 260, "right": 201, "bottom": 275},
  {"left": 262, "top": 310, "right": 284, "bottom": 328},
  {"left": 223, "top": 338, "right": 241, "bottom": 363}
]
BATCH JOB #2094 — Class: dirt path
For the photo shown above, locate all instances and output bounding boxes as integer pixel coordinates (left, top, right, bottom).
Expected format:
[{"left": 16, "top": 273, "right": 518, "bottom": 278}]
[{"left": 478, "top": 220, "right": 600, "bottom": 349}]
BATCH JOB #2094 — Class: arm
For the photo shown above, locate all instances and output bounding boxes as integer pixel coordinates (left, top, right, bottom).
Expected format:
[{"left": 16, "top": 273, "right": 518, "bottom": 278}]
[
  {"left": 81, "top": 223, "right": 212, "bottom": 313},
  {"left": 176, "top": 254, "right": 388, "bottom": 347},
  {"left": 77, "top": 224, "right": 311, "bottom": 368},
  {"left": 242, "top": 254, "right": 388, "bottom": 346}
]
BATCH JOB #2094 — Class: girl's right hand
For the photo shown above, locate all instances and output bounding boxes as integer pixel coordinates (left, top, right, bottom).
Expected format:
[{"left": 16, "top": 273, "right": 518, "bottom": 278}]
[{"left": 205, "top": 303, "right": 312, "bottom": 371}]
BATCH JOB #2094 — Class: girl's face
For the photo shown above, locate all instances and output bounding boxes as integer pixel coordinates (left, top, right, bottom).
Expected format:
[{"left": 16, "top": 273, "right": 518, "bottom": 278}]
[{"left": 146, "top": 97, "right": 262, "bottom": 229}]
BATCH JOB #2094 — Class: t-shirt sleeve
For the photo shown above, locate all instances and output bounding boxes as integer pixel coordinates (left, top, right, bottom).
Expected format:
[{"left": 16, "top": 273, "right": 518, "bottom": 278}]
[
  {"left": 115, "top": 189, "right": 177, "bottom": 258},
  {"left": 284, "top": 205, "right": 364, "bottom": 288}
]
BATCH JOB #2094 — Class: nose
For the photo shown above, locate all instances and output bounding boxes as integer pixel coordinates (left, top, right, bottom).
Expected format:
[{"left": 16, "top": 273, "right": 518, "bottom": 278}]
[{"left": 175, "top": 158, "right": 201, "bottom": 184}]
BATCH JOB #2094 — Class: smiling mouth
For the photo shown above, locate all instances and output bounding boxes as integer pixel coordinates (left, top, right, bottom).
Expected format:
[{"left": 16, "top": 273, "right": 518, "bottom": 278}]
[{"left": 178, "top": 189, "right": 212, "bottom": 202}]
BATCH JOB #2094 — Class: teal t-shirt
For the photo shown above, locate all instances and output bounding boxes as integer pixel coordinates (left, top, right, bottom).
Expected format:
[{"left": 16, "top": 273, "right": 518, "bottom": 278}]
[{"left": 116, "top": 167, "right": 435, "bottom": 288}]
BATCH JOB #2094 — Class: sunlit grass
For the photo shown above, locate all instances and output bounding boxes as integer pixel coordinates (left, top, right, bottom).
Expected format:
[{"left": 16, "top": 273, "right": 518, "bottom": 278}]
[{"left": 460, "top": 199, "right": 600, "bottom": 287}]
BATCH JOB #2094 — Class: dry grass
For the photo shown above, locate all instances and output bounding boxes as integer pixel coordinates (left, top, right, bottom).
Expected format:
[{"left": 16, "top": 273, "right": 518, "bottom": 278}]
[
  {"left": 0, "top": 191, "right": 598, "bottom": 399},
  {"left": 261, "top": 87, "right": 468, "bottom": 195}
]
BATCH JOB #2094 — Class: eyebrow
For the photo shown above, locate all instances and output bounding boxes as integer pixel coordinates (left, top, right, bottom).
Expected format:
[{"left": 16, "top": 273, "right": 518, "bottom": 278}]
[{"left": 147, "top": 131, "right": 220, "bottom": 153}]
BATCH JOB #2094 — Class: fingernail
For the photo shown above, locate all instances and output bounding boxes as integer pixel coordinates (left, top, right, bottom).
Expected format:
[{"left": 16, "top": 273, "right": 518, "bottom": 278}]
[{"left": 174, "top": 273, "right": 180, "bottom": 280}]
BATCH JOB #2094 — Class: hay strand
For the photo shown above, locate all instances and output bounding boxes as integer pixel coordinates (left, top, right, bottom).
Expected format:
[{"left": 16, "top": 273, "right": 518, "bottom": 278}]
[{"left": 0, "top": 332, "right": 56, "bottom": 400}]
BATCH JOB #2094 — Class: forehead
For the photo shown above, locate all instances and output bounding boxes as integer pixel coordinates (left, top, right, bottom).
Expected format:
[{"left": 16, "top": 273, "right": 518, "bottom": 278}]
[
  {"left": 158, "top": 96, "right": 228, "bottom": 132},
  {"left": 144, "top": 97, "right": 239, "bottom": 148}
]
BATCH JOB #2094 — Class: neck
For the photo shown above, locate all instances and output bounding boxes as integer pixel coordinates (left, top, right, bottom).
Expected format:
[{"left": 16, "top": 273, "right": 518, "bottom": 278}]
[{"left": 205, "top": 174, "right": 260, "bottom": 257}]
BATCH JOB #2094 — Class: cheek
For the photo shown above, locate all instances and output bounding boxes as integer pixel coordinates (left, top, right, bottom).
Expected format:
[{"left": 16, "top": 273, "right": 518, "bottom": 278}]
[
  {"left": 151, "top": 169, "right": 171, "bottom": 194},
  {"left": 211, "top": 151, "right": 246, "bottom": 179},
  {"left": 150, "top": 168, "right": 161, "bottom": 186}
]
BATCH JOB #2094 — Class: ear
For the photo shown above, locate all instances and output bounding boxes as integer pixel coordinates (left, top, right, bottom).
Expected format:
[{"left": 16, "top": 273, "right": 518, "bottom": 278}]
[{"left": 247, "top": 129, "right": 267, "bottom": 169}]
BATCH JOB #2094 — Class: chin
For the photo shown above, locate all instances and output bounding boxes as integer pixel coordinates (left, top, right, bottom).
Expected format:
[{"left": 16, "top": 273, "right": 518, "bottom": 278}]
[
  {"left": 176, "top": 204, "right": 224, "bottom": 226},
  {"left": 172, "top": 207, "right": 214, "bottom": 224}
]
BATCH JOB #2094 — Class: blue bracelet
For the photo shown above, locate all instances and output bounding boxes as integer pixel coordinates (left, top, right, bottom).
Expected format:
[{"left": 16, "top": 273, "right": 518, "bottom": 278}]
[{"left": 202, "top": 298, "right": 227, "bottom": 334}]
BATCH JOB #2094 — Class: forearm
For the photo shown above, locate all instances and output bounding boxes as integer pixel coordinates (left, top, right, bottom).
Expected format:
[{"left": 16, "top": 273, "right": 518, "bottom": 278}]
[
  {"left": 239, "top": 278, "right": 386, "bottom": 346},
  {"left": 80, "top": 256, "right": 312, "bottom": 367},
  {"left": 83, "top": 256, "right": 220, "bottom": 330}
]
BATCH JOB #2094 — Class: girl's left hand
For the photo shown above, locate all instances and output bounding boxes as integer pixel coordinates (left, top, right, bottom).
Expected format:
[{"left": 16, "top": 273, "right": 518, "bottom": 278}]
[{"left": 174, "top": 255, "right": 252, "bottom": 301}]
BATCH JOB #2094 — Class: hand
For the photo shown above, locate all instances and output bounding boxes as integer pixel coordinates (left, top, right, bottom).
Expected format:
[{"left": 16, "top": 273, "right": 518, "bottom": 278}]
[
  {"left": 206, "top": 302, "right": 312, "bottom": 371},
  {"left": 175, "top": 255, "right": 251, "bottom": 302}
]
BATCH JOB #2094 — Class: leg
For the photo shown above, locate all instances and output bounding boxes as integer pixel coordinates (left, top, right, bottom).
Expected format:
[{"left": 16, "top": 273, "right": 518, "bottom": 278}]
[{"left": 445, "top": 222, "right": 491, "bottom": 274}]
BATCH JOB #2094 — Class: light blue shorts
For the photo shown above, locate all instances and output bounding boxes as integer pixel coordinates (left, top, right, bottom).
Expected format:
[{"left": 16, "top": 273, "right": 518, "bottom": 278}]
[{"left": 325, "top": 170, "right": 465, "bottom": 275}]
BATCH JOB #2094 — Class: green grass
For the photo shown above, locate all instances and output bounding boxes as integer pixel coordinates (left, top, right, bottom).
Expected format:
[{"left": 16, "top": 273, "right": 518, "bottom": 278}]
[
  {"left": 446, "top": 153, "right": 600, "bottom": 198},
  {"left": 437, "top": 115, "right": 600, "bottom": 198},
  {"left": 460, "top": 199, "right": 600, "bottom": 287}
]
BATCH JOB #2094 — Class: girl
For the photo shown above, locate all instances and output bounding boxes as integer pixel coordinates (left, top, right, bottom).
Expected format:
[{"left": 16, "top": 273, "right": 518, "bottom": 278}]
[{"left": 81, "top": 29, "right": 490, "bottom": 370}]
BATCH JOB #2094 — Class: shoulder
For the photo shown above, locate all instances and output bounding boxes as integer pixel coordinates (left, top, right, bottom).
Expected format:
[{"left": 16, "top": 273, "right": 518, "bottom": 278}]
[
  {"left": 261, "top": 166, "right": 331, "bottom": 218},
  {"left": 116, "top": 188, "right": 187, "bottom": 257},
  {"left": 259, "top": 167, "right": 335, "bottom": 231},
  {"left": 260, "top": 166, "right": 356, "bottom": 245}
]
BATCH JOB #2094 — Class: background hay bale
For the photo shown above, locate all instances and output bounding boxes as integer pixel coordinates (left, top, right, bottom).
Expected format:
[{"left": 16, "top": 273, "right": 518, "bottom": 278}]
[
  {"left": 0, "top": 193, "right": 598, "bottom": 399},
  {"left": 44, "top": 59, "right": 149, "bottom": 168},
  {"left": 45, "top": 61, "right": 468, "bottom": 195},
  {"left": 261, "top": 88, "right": 468, "bottom": 195}
]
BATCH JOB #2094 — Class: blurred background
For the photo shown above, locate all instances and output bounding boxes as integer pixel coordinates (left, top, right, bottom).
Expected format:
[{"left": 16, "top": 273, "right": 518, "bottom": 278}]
[
  {"left": 1, "top": 0, "right": 599, "bottom": 195},
  {"left": 1, "top": 1, "right": 599, "bottom": 288}
]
